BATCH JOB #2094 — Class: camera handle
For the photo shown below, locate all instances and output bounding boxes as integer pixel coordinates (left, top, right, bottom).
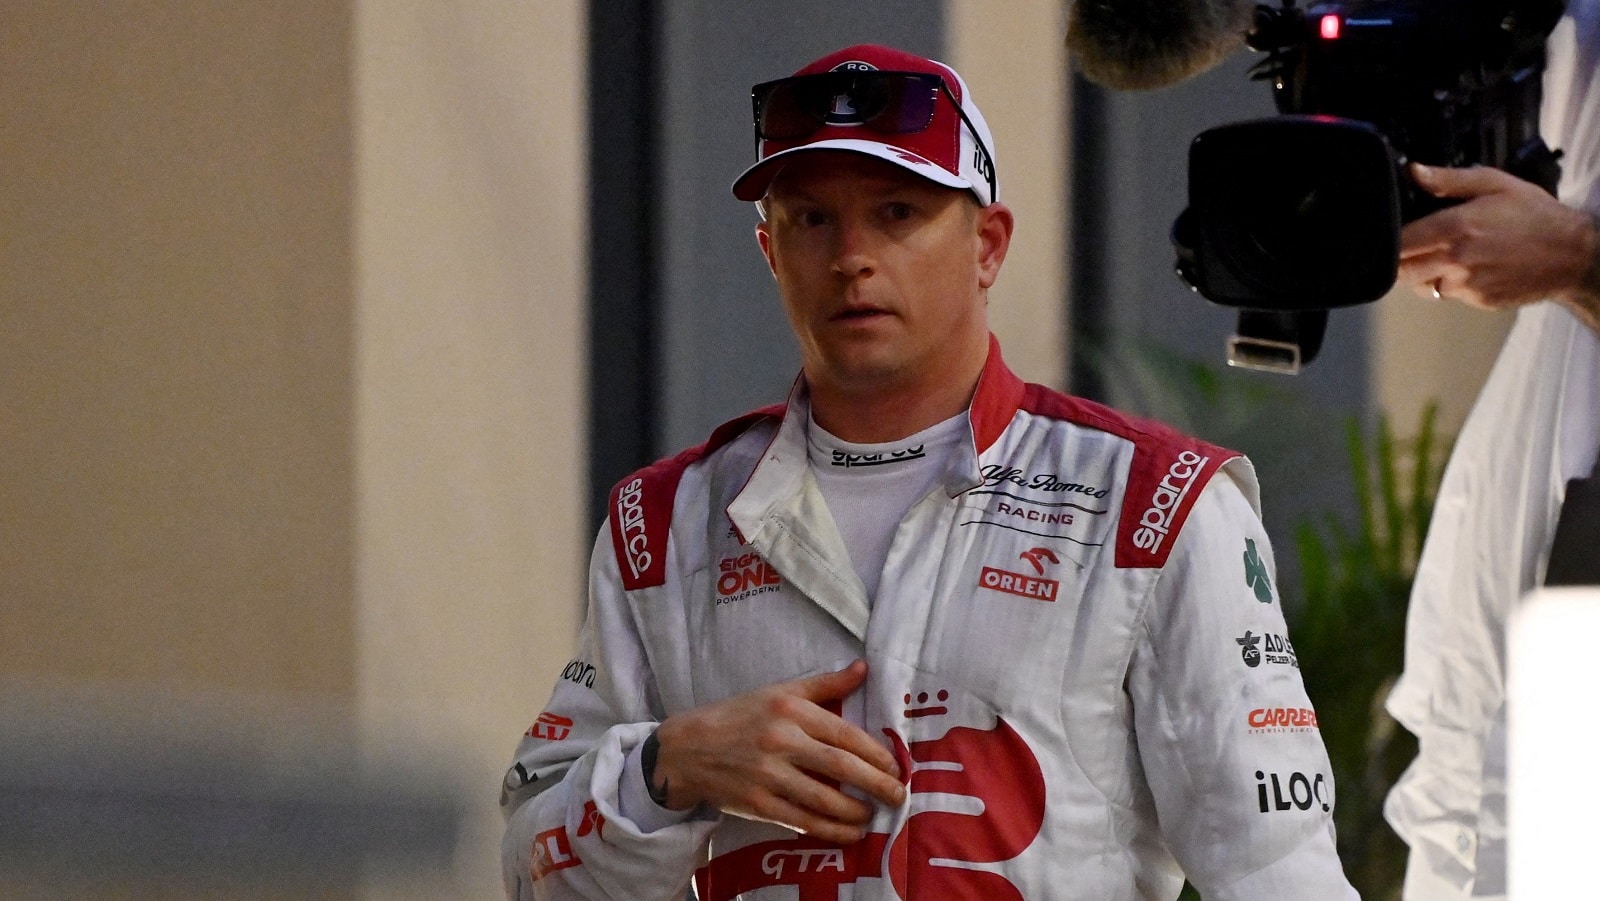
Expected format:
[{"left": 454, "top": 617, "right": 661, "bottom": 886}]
[{"left": 1225, "top": 309, "right": 1328, "bottom": 375}]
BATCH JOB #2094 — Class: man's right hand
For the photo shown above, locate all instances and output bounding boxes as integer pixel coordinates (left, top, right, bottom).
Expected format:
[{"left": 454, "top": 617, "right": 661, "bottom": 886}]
[{"left": 649, "top": 659, "right": 905, "bottom": 844}]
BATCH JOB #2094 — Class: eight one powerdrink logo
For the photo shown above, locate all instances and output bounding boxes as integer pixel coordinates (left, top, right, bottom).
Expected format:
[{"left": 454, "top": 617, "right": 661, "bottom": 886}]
[{"left": 716, "top": 552, "right": 782, "bottom": 604}]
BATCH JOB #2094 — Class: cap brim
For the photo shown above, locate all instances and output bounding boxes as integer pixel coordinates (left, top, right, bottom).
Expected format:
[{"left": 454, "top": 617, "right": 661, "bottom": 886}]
[{"left": 731, "top": 139, "right": 972, "bottom": 202}]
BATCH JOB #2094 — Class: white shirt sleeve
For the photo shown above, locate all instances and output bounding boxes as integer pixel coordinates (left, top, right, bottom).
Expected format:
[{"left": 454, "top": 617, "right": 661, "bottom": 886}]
[{"left": 499, "top": 529, "right": 719, "bottom": 901}]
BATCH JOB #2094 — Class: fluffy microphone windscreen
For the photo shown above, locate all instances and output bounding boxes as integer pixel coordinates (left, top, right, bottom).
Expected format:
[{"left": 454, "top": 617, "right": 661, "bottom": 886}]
[{"left": 1066, "top": 0, "right": 1256, "bottom": 91}]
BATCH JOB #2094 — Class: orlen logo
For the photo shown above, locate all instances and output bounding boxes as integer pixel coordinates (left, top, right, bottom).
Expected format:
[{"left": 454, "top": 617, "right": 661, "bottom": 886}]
[
  {"left": 716, "top": 552, "right": 781, "bottom": 603},
  {"left": 615, "top": 477, "right": 651, "bottom": 580},
  {"left": 1247, "top": 707, "right": 1319, "bottom": 733},
  {"left": 1132, "top": 450, "right": 1209, "bottom": 554},
  {"left": 1255, "top": 769, "right": 1332, "bottom": 813},
  {"left": 978, "top": 547, "right": 1061, "bottom": 602},
  {"left": 526, "top": 711, "right": 574, "bottom": 742}
]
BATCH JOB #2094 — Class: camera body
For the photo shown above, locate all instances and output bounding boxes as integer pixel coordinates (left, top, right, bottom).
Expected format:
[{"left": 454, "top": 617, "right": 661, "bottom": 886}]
[{"left": 1173, "top": 0, "right": 1565, "bottom": 371}]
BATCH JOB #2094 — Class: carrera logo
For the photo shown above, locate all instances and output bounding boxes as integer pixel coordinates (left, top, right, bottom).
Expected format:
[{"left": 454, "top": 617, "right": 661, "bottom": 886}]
[
  {"left": 978, "top": 548, "right": 1062, "bottom": 601},
  {"left": 716, "top": 552, "right": 781, "bottom": 604},
  {"left": 615, "top": 477, "right": 652, "bottom": 580},
  {"left": 526, "top": 711, "right": 574, "bottom": 742},
  {"left": 1132, "top": 450, "right": 1208, "bottom": 554},
  {"left": 1247, "top": 707, "right": 1319, "bottom": 733}
]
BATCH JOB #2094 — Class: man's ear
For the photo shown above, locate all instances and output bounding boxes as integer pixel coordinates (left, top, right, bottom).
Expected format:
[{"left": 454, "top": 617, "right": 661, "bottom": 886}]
[
  {"left": 756, "top": 220, "right": 778, "bottom": 279},
  {"left": 976, "top": 202, "right": 1015, "bottom": 290}
]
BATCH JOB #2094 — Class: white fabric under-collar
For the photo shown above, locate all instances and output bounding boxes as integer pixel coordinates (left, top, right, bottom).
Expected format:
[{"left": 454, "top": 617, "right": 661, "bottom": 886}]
[{"left": 805, "top": 411, "right": 969, "bottom": 603}]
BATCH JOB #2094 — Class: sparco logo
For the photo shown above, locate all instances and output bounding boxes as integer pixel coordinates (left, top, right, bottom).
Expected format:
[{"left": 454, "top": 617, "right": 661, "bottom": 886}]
[
  {"left": 1255, "top": 770, "right": 1331, "bottom": 813},
  {"left": 615, "top": 477, "right": 651, "bottom": 578},
  {"left": 831, "top": 446, "right": 925, "bottom": 468},
  {"left": 1132, "top": 451, "right": 1208, "bottom": 553},
  {"left": 561, "top": 659, "right": 596, "bottom": 689}
]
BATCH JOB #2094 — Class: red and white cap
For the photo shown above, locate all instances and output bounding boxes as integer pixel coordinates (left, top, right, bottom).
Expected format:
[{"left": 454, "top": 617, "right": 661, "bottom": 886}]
[{"left": 731, "top": 44, "right": 999, "bottom": 207}]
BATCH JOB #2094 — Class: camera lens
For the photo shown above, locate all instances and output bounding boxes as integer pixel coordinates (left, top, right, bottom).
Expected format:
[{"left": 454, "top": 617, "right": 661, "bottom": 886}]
[{"left": 1187, "top": 116, "right": 1403, "bottom": 308}]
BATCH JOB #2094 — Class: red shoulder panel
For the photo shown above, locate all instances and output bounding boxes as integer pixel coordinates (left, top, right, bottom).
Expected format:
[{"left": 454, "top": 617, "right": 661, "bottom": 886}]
[
  {"left": 607, "top": 404, "right": 785, "bottom": 590},
  {"left": 1020, "top": 384, "right": 1240, "bottom": 569}
]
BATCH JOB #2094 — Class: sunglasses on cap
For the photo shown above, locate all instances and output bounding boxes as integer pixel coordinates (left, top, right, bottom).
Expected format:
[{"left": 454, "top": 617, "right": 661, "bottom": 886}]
[{"left": 749, "top": 70, "right": 997, "bottom": 200}]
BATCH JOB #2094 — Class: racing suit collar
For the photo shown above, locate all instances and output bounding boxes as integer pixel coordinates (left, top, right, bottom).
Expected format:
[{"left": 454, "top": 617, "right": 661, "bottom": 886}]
[
  {"left": 725, "top": 336, "right": 1025, "bottom": 638},
  {"left": 749, "top": 332, "right": 1024, "bottom": 506}
]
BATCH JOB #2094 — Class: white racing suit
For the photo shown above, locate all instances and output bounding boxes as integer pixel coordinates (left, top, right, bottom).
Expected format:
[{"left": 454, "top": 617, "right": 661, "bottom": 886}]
[{"left": 502, "top": 341, "right": 1357, "bottom": 900}]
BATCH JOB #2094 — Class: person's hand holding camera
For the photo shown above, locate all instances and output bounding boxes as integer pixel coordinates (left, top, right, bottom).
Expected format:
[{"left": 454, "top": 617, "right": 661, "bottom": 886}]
[{"left": 1399, "top": 162, "right": 1600, "bottom": 332}]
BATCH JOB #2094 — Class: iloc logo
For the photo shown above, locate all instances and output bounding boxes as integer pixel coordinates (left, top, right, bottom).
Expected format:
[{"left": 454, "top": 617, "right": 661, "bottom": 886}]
[
  {"left": 615, "top": 478, "right": 651, "bottom": 579},
  {"left": 1255, "top": 769, "right": 1331, "bottom": 813},
  {"left": 1132, "top": 450, "right": 1208, "bottom": 554}
]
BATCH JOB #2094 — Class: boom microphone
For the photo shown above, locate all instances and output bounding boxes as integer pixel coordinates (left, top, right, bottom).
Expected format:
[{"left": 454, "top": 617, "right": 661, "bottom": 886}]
[{"left": 1066, "top": 0, "right": 1257, "bottom": 91}]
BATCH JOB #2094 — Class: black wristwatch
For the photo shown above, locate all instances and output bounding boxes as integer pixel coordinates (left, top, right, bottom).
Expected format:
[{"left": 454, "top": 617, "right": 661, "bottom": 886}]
[{"left": 639, "top": 731, "right": 673, "bottom": 808}]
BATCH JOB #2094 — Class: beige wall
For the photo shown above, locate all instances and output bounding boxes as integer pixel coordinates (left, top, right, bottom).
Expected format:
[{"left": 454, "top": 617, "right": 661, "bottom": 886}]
[
  {"left": 1372, "top": 283, "right": 1515, "bottom": 439},
  {"left": 948, "top": 0, "right": 1071, "bottom": 389},
  {"left": 353, "top": 0, "right": 586, "bottom": 896},
  {"left": 0, "top": 1, "right": 356, "bottom": 697},
  {"left": 1, "top": 2, "right": 586, "bottom": 898}
]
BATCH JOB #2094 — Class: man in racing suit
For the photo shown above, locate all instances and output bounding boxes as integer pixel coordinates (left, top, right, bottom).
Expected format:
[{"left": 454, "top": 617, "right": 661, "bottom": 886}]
[{"left": 501, "top": 43, "right": 1357, "bottom": 900}]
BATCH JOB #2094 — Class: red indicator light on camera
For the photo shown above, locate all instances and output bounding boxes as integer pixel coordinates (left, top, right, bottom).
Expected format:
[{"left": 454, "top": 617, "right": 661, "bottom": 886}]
[{"left": 1320, "top": 15, "right": 1342, "bottom": 39}]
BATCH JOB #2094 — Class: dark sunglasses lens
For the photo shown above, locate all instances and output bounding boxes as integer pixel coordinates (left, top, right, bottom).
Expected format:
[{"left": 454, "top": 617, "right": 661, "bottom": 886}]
[
  {"left": 756, "top": 79, "right": 833, "bottom": 140},
  {"left": 862, "top": 75, "right": 938, "bottom": 133},
  {"left": 756, "top": 73, "right": 941, "bottom": 141}
]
